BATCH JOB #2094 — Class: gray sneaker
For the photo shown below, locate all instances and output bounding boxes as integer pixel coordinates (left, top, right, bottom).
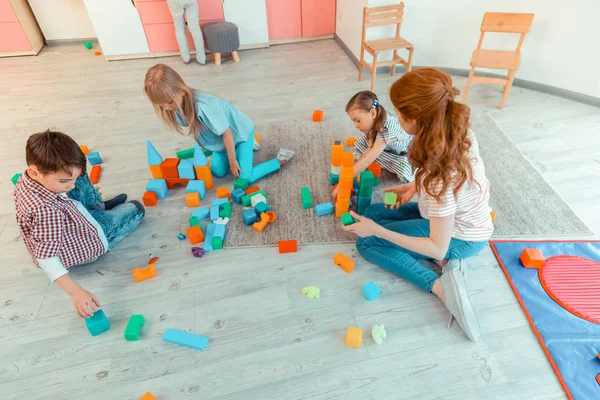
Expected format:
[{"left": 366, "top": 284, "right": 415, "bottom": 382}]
[
  {"left": 440, "top": 264, "right": 480, "bottom": 342},
  {"left": 443, "top": 259, "right": 469, "bottom": 288}
]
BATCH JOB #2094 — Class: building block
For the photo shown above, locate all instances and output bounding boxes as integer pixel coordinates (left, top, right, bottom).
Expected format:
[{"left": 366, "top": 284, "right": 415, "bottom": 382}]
[
  {"left": 345, "top": 326, "right": 362, "bottom": 348},
  {"left": 88, "top": 152, "right": 102, "bottom": 165},
  {"left": 220, "top": 202, "right": 232, "bottom": 218},
  {"left": 133, "top": 263, "right": 157, "bottom": 282},
  {"left": 216, "top": 186, "right": 231, "bottom": 200},
  {"left": 212, "top": 236, "right": 223, "bottom": 250},
  {"left": 278, "top": 240, "right": 298, "bottom": 254},
  {"left": 186, "top": 192, "right": 201, "bottom": 208},
  {"left": 334, "top": 253, "right": 354, "bottom": 273},
  {"left": 301, "top": 286, "right": 321, "bottom": 299},
  {"left": 245, "top": 185, "right": 261, "bottom": 195},
  {"left": 384, "top": 192, "right": 398, "bottom": 207},
  {"left": 372, "top": 324, "right": 387, "bottom": 345},
  {"left": 234, "top": 178, "right": 249, "bottom": 190},
  {"left": 331, "top": 141, "right": 344, "bottom": 166},
  {"left": 341, "top": 213, "right": 356, "bottom": 226},
  {"left": 203, "top": 224, "right": 216, "bottom": 252},
  {"left": 242, "top": 209, "right": 258, "bottom": 226},
  {"left": 80, "top": 145, "right": 89, "bottom": 155},
  {"left": 335, "top": 200, "right": 350, "bottom": 217},
  {"left": 187, "top": 225, "right": 204, "bottom": 245},
  {"left": 362, "top": 281, "right": 381, "bottom": 301},
  {"left": 162, "top": 328, "right": 209, "bottom": 350},
  {"left": 341, "top": 153, "right": 354, "bottom": 168},
  {"left": 338, "top": 189, "right": 351, "bottom": 201},
  {"left": 315, "top": 202, "right": 334, "bottom": 216},
  {"left": 331, "top": 165, "right": 341, "bottom": 175},
  {"left": 254, "top": 202, "right": 270, "bottom": 215},
  {"left": 193, "top": 142, "right": 209, "bottom": 167},
  {"left": 85, "top": 309, "right": 110, "bottom": 336},
  {"left": 165, "top": 177, "right": 189, "bottom": 189},
  {"left": 148, "top": 164, "right": 163, "bottom": 179},
  {"left": 347, "top": 136, "right": 357, "bottom": 146},
  {"left": 490, "top": 211, "right": 496, "bottom": 224},
  {"left": 301, "top": 187, "right": 312, "bottom": 209},
  {"left": 329, "top": 172, "right": 339, "bottom": 186},
  {"left": 210, "top": 205, "right": 220, "bottom": 221},
  {"left": 147, "top": 141, "right": 163, "bottom": 165},
  {"left": 266, "top": 211, "right": 277, "bottom": 223},
  {"left": 176, "top": 147, "right": 195, "bottom": 159},
  {"left": 202, "top": 148, "right": 213, "bottom": 157},
  {"left": 368, "top": 163, "right": 382, "bottom": 178},
  {"left": 359, "top": 170, "right": 375, "bottom": 186},
  {"left": 242, "top": 190, "right": 267, "bottom": 207},
  {"left": 146, "top": 179, "right": 168, "bottom": 199},
  {"left": 186, "top": 180, "right": 207, "bottom": 200},
  {"left": 178, "top": 159, "right": 195, "bottom": 179},
  {"left": 177, "top": 233, "right": 186, "bottom": 240},
  {"left": 253, "top": 213, "right": 269, "bottom": 232},
  {"left": 231, "top": 188, "right": 246, "bottom": 204},
  {"left": 250, "top": 193, "right": 267, "bottom": 208},
  {"left": 11, "top": 173, "right": 22, "bottom": 186},
  {"left": 211, "top": 198, "right": 229, "bottom": 207},
  {"left": 338, "top": 176, "right": 353, "bottom": 191},
  {"left": 213, "top": 223, "right": 226, "bottom": 240},
  {"left": 124, "top": 314, "right": 145, "bottom": 341},
  {"left": 191, "top": 206, "right": 210, "bottom": 220},
  {"left": 194, "top": 164, "right": 214, "bottom": 190},
  {"left": 140, "top": 392, "right": 157, "bottom": 400},
  {"left": 89, "top": 165, "right": 102, "bottom": 184},
  {"left": 373, "top": 178, "right": 380, "bottom": 186},
  {"left": 189, "top": 216, "right": 200, "bottom": 227},
  {"left": 160, "top": 158, "right": 180, "bottom": 179},
  {"left": 312, "top": 109, "right": 324, "bottom": 122},
  {"left": 142, "top": 191, "right": 158, "bottom": 207},
  {"left": 357, "top": 196, "right": 372, "bottom": 215},
  {"left": 520, "top": 248, "right": 545, "bottom": 269},
  {"left": 192, "top": 247, "right": 205, "bottom": 258}
]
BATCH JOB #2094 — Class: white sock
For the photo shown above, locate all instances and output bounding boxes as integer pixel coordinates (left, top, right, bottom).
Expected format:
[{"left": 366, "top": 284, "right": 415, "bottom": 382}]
[{"left": 277, "top": 148, "right": 295, "bottom": 162}]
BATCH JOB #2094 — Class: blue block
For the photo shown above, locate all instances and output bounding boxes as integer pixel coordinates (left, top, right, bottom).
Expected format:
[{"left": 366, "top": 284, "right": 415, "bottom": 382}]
[
  {"left": 85, "top": 309, "right": 110, "bottom": 336},
  {"left": 211, "top": 198, "right": 229, "bottom": 207},
  {"left": 231, "top": 188, "right": 245, "bottom": 204},
  {"left": 254, "top": 202, "right": 270, "bottom": 216},
  {"left": 147, "top": 141, "right": 163, "bottom": 166},
  {"left": 315, "top": 202, "right": 334, "bottom": 216},
  {"left": 191, "top": 206, "right": 210, "bottom": 220},
  {"left": 88, "top": 152, "right": 102, "bottom": 165},
  {"left": 186, "top": 180, "right": 207, "bottom": 200},
  {"left": 329, "top": 172, "right": 339, "bottom": 186},
  {"left": 362, "top": 281, "right": 381, "bottom": 301},
  {"left": 177, "top": 159, "right": 195, "bottom": 179},
  {"left": 146, "top": 179, "right": 168, "bottom": 199},
  {"left": 203, "top": 223, "right": 216, "bottom": 252},
  {"left": 213, "top": 224, "right": 226, "bottom": 241},
  {"left": 242, "top": 209, "right": 258, "bottom": 226},
  {"left": 193, "top": 142, "right": 209, "bottom": 167},
  {"left": 210, "top": 205, "right": 220, "bottom": 221},
  {"left": 162, "top": 328, "right": 208, "bottom": 350}
]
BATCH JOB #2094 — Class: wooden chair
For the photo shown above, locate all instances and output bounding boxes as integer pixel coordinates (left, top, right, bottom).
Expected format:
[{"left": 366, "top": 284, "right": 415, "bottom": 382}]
[
  {"left": 358, "top": 3, "right": 414, "bottom": 92},
  {"left": 462, "top": 12, "right": 534, "bottom": 109}
]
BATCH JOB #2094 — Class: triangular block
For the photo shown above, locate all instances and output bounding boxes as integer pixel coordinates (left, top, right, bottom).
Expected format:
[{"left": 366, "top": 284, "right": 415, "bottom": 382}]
[
  {"left": 147, "top": 141, "right": 163, "bottom": 166},
  {"left": 193, "top": 142, "right": 208, "bottom": 167}
]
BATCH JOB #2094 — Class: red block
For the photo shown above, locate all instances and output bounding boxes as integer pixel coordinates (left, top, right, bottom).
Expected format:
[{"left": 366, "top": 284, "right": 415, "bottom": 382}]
[
  {"left": 89, "top": 165, "right": 102, "bottom": 184},
  {"left": 142, "top": 191, "right": 158, "bottom": 207},
  {"left": 160, "top": 158, "right": 180, "bottom": 179},
  {"left": 278, "top": 240, "right": 298, "bottom": 254},
  {"left": 245, "top": 185, "right": 261, "bottom": 195},
  {"left": 368, "top": 163, "right": 382, "bottom": 178},
  {"left": 520, "top": 248, "right": 545, "bottom": 269},
  {"left": 312, "top": 110, "right": 324, "bottom": 122}
]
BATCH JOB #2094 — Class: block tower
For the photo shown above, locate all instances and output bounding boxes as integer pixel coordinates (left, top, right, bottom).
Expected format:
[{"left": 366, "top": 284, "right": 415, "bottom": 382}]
[
  {"left": 330, "top": 141, "right": 343, "bottom": 186},
  {"left": 147, "top": 141, "right": 164, "bottom": 178},
  {"left": 357, "top": 170, "right": 375, "bottom": 215},
  {"left": 193, "top": 142, "right": 214, "bottom": 190},
  {"left": 336, "top": 152, "right": 354, "bottom": 217}
]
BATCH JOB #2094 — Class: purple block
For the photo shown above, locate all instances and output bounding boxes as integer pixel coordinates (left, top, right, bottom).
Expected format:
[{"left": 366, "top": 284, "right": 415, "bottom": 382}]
[{"left": 191, "top": 247, "right": 205, "bottom": 258}]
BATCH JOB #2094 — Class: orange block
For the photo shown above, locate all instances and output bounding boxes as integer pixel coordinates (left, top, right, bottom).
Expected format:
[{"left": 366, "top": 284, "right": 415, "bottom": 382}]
[
  {"left": 140, "top": 392, "right": 157, "bottom": 400},
  {"left": 94, "top": 51, "right": 102, "bottom": 56},
  {"left": 245, "top": 185, "right": 261, "bottom": 195},
  {"left": 160, "top": 158, "right": 180, "bottom": 179},
  {"left": 165, "top": 177, "right": 189, "bottom": 189},
  {"left": 142, "top": 191, "right": 158, "bottom": 207},
  {"left": 216, "top": 186, "right": 231, "bottom": 200},
  {"left": 334, "top": 253, "right": 354, "bottom": 273},
  {"left": 368, "top": 163, "right": 382, "bottom": 178},
  {"left": 254, "top": 133, "right": 261, "bottom": 145},
  {"left": 253, "top": 213, "right": 270, "bottom": 232},
  {"left": 194, "top": 164, "right": 214, "bottom": 190},
  {"left": 278, "top": 239, "right": 298, "bottom": 254},
  {"left": 331, "top": 141, "right": 344, "bottom": 167},
  {"left": 149, "top": 164, "right": 163, "bottom": 179},
  {"left": 345, "top": 326, "right": 362, "bottom": 348},
  {"left": 187, "top": 225, "right": 204, "bottom": 245},
  {"left": 339, "top": 166, "right": 354, "bottom": 178},
  {"left": 335, "top": 201, "right": 349, "bottom": 217},
  {"left": 490, "top": 211, "right": 496, "bottom": 224},
  {"left": 186, "top": 192, "right": 200, "bottom": 207},
  {"left": 266, "top": 211, "right": 277, "bottom": 223},
  {"left": 89, "top": 165, "right": 102, "bottom": 184},
  {"left": 312, "top": 110, "right": 324, "bottom": 122},
  {"left": 338, "top": 189, "right": 351, "bottom": 200},
  {"left": 597, "top": 373, "right": 600, "bottom": 386},
  {"left": 133, "top": 264, "right": 157, "bottom": 282},
  {"left": 338, "top": 177, "right": 353, "bottom": 191},
  {"left": 341, "top": 153, "right": 354, "bottom": 168},
  {"left": 347, "top": 136, "right": 357, "bottom": 146},
  {"left": 520, "top": 248, "right": 545, "bottom": 269},
  {"left": 80, "top": 145, "right": 89, "bottom": 155}
]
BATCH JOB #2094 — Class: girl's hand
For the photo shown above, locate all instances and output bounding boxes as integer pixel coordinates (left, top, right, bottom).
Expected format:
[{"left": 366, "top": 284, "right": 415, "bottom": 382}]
[
  {"left": 229, "top": 158, "right": 243, "bottom": 179},
  {"left": 331, "top": 186, "right": 339, "bottom": 200},
  {"left": 384, "top": 181, "right": 417, "bottom": 209},
  {"left": 71, "top": 288, "right": 100, "bottom": 318},
  {"left": 342, "top": 211, "right": 382, "bottom": 238}
]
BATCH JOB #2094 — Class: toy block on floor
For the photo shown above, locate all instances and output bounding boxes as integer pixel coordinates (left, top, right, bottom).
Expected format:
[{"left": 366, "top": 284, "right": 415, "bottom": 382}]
[
  {"left": 345, "top": 326, "right": 362, "bottom": 348},
  {"left": 234, "top": 178, "right": 249, "bottom": 190},
  {"left": 347, "top": 136, "right": 357, "bottom": 146},
  {"left": 203, "top": 224, "right": 216, "bottom": 251},
  {"left": 147, "top": 141, "right": 163, "bottom": 166},
  {"left": 216, "top": 186, "right": 231, "bottom": 200},
  {"left": 85, "top": 309, "right": 110, "bottom": 336},
  {"left": 186, "top": 180, "right": 207, "bottom": 200},
  {"left": 301, "top": 187, "right": 312, "bottom": 209},
  {"left": 242, "top": 209, "right": 258, "bottom": 226},
  {"left": 220, "top": 202, "right": 232, "bottom": 218},
  {"left": 176, "top": 147, "right": 194, "bottom": 159},
  {"left": 189, "top": 216, "right": 200, "bottom": 227},
  {"left": 266, "top": 211, "right": 277, "bottom": 223},
  {"left": 160, "top": 158, "right": 180, "bottom": 179},
  {"left": 194, "top": 164, "right": 214, "bottom": 190},
  {"left": 133, "top": 263, "right": 157, "bottom": 282},
  {"left": 330, "top": 172, "right": 340, "bottom": 186},
  {"left": 231, "top": 188, "right": 246, "bottom": 204},
  {"left": 338, "top": 189, "right": 351, "bottom": 201},
  {"left": 88, "top": 152, "right": 102, "bottom": 165},
  {"left": 362, "top": 281, "right": 380, "bottom": 300},
  {"left": 162, "top": 328, "right": 208, "bottom": 350},
  {"left": 142, "top": 191, "right": 158, "bottom": 207},
  {"left": 89, "top": 165, "right": 102, "bottom": 184},
  {"left": 146, "top": 179, "right": 168, "bottom": 199},
  {"left": 334, "top": 253, "right": 354, "bottom": 273},
  {"left": 341, "top": 213, "right": 356, "bottom": 226},
  {"left": 213, "top": 223, "right": 226, "bottom": 240},
  {"left": 335, "top": 199, "right": 350, "bottom": 217},
  {"left": 242, "top": 190, "right": 267, "bottom": 207},
  {"left": 11, "top": 173, "right": 22, "bottom": 186},
  {"left": 245, "top": 185, "right": 261, "bottom": 195},
  {"left": 520, "top": 248, "right": 545, "bottom": 269},
  {"left": 212, "top": 198, "right": 229, "bottom": 207},
  {"left": 210, "top": 205, "right": 220, "bottom": 221},
  {"left": 253, "top": 213, "right": 269, "bottom": 232},
  {"left": 150, "top": 162, "right": 163, "bottom": 177},
  {"left": 250, "top": 193, "right": 267, "bottom": 208},
  {"left": 191, "top": 206, "right": 210, "bottom": 220},
  {"left": 140, "top": 392, "right": 157, "bottom": 400},
  {"left": 384, "top": 192, "right": 398, "bottom": 207},
  {"left": 193, "top": 142, "right": 209, "bottom": 167},
  {"left": 312, "top": 109, "right": 324, "bottom": 122},
  {"left": 372, "top": 324, "right": 387, "bottom": 344},
  {"left": 187, "top": 225, "right": 204, "bottom": 245},
  {"left": 278, "top": 240, "right": 298, "bottom": 254},
  {"left": 80, "top": 145, "right": 89, "bottom": 155},
  {"left": 124, "top": 314, "right": 145, "bottom": 341},
  {"left": 368, "top": 163, "right": 382, "bottom": 178},
  {"left": 254, "top": 202, "right": 270, "bottom": 215},
  {"left": 315, "top": 202, "right": 334, "bottom": 216},
  {"left": 341, "top": 152, "right": 354, "bottom": 168},
  {"left": 192, "top": 247, "right": 205, "bottom": 258},
  {"left": 178, "top": 159, "right": 195, "bottom": 179},
  {"left": 212, "top": 237, "right": 223, "bottom": 249},
  {"left": 490, "top": 211, "right": 496, "bottom": 224},
  {"left": 165, "top": 177, "right": 189, "bottom": 189},
  {"left": 186, "top": 192, "right": 201, "bottom": 208},
  {"left": 331, "top": 141, "right": 344, "bottom": 166}
]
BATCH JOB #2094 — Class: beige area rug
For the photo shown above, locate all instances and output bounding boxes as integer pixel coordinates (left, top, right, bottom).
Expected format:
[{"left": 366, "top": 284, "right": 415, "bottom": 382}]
[{"left": 224, "top": 113, "right": 591, "bottom": 248}]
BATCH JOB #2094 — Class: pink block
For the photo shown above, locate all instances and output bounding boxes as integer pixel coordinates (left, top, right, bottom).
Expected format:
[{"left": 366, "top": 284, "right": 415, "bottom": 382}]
[
  {"left": 301, "top": 0, "right": 336, "bottom": 37},
  {"left": 0, "top": 22, "right": 31, "bottom": 52},
  {"left": 0, "top": 0, "right": 18, "bottom": 23},
  {"left": 266, "top": 0, "right": 302, "bottom": 40}
]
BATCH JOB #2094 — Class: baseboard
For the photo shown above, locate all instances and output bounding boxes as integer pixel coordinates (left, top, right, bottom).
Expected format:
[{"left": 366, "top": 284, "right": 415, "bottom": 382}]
[
  {"left": 334, "top": 34, "right": 600, "bottom": 108},
  {"left": 45, "top": 38, "right": 98, "bottom": 46}
]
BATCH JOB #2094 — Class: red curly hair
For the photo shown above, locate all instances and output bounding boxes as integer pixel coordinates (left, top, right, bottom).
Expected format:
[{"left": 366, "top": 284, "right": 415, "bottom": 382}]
[{"left": 389, "top": 68, "right": 473, "bottom": 202}]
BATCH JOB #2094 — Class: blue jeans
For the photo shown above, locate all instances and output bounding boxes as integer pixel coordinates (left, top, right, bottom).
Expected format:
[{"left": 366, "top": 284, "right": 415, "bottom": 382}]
[
  {"left": 68, "top": 175, "right": 145, "bottom": 250},
  {"left": 356, "top": 202, "right": 488, "bottom": 293},
  {"left": 210, "top": 138, "right": 280, "bottom": 184}
]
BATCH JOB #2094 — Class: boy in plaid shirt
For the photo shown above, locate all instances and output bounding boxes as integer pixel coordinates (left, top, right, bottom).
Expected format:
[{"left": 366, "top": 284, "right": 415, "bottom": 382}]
[{"left": 13, "top": 130, "right": 145, "bottom": 318}]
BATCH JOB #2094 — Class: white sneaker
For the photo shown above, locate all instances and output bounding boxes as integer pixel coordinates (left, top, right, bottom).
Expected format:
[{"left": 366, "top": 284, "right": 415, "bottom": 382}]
[
  {"left": 443, "top": 259, "right": 469, "bottom": 288},
  {"left": 440, "top": 264, "right": 480, "bottom": 342},
  {"left": 277, "top": 148, "right": 295, "bottom": 163}
]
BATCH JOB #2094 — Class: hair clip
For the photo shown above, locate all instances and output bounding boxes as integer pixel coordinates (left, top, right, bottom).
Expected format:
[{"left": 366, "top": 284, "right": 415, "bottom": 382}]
[{"left": 372, "top": 99, "right": 379, "bottom": 108}]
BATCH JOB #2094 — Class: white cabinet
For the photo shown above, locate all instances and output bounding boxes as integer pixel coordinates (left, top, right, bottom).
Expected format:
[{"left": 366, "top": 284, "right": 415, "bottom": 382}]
[
  {"left": 223, "top": 0, "right": 269, "bottom": 49},
  {"left": 28, "top": 0, "right": 96, "bottom": 40},
  {"left": 83, "top": 0, "right": 149, "bottom": 58}
]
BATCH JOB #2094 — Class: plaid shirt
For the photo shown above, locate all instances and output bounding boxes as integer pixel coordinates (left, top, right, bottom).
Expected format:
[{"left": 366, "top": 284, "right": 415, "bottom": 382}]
[{"left": 13, "top": 171, "right": 106, "bottom": 269}]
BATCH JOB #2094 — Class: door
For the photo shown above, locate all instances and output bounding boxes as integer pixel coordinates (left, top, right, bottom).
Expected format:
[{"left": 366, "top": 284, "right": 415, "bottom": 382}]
[
  {"left": 301, "top": 0, "right": 335, "bottom": 37},
  {"left": 223, "top": 0, "right": 269, "bottom": 47},
  {"left": 265, "top": 0, "right": 301, "bottom": 41}
]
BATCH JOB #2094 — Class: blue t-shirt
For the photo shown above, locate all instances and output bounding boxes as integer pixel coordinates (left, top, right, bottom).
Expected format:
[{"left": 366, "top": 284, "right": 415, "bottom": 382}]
[{"left": 177, "top": 92, "right": 254, "bottom": 152}]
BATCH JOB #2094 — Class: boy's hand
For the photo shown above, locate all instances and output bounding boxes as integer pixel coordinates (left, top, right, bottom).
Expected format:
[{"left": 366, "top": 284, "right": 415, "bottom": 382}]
[
  {"left": 383, "top": 181, "right": 417, "bottom": 209},
  {"left": 71, "top": 288, "right": 100, "bottom": 318},
  {"left": 229, "top": 158, "right": 243, "bottom": 179}
]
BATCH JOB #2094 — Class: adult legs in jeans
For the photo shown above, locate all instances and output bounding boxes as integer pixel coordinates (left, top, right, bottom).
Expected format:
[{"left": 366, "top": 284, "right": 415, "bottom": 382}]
[
  {"left": 210, "top": 139, "right": 280, "bottom": 184},
  {"left": 183, "top": 0, "right": 206, "bottom": 64},
  {"left": 88, "top": 201, "right": 145, "bottom": 250}
]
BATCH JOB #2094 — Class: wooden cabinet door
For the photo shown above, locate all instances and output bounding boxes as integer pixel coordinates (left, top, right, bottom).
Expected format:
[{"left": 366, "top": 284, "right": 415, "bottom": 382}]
[
  {"left": 301, "top": 0, "right": 335, "bottom": 37},
  {"left": 198, "top": 0, "right": 224, "bottom": 21},
  {"left": 0, "top": 0, "right": 18, "bottom": 23},
  {"left": 265, "top": 0, "right": 301, "bottom": 40},
  {"left": 0, "top": 22, "right": 31, "bottom": 52}
]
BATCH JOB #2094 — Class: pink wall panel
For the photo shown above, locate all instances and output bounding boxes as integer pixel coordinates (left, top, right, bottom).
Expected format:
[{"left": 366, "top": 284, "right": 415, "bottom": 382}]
[
  {"left": 198, "top": 0, "right": 224, "bottom": 21},
  {"left": 301, "top": 0, "right": 335, "bottom": 37},
  {"left": 265, "top": 0, "right": 302, "bottom": 40},
  {"left": 136, "top": 1, "right": 173, "bottom": 24},
  {"left": 0, "top": 22, "right": 31, "bottom": 52},
  {"left": 0, "top": 0, "right": 18, "bottom": 23},
  {"left": 144, "top": 23, "right": 179, "bottom": 52}
]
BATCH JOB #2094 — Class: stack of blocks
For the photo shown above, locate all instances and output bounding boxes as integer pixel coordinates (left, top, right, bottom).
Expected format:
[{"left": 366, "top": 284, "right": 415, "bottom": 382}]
[
  {"left": 336, "top": 152, "right": 354, "bottom": 217},
  {"left": 330, "top": 141, "right": 343, "bottom": 186},
  {"left": 85, "top": 146, "right": 103, "bottom": 185},
  {"left": 368, "top": 163, "right": 382, "bottom": 186},
  {"left": 357, "top": 170, "right": 375, "bottom": 215}
]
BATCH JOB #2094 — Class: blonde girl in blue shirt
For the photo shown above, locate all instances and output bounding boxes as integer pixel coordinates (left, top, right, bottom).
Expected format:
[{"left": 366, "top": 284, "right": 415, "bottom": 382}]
[{"left": 144, "top": 64, "right": 294, "bottom": 182}]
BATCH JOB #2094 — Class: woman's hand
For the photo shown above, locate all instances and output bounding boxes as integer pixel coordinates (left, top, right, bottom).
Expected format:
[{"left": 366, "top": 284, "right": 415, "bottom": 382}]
[
  {"left": 71, "top": 287, "right": 100, "bottom": 318},
  {"left": 342, "top": 211, "right": 382, "bottom": 238},
  {"left": 384, "top": 181, "right": 417, "bottom": 209},
  {"left": 229, "top": 158, "right": 243, "bottom": 179}
]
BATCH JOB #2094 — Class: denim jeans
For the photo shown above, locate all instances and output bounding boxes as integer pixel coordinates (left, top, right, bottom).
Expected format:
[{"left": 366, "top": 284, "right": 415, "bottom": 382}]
[
  {"left": 356, "top": 202, "right": 488, "bottom": 293},
  {"left": 167, "top": 0, "right": 206, "bottom": 64},
  {"left": 68, "top": 175, "right": 145, "bottom": 250},
  {"left": 210, "top": 138, "right": 280, "bottom": 184}
]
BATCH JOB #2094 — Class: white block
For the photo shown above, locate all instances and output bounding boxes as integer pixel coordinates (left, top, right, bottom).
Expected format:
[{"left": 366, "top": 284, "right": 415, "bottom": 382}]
[
  {"left": 331, "top": 165, "right": 341, "bottom": 175},
  {"left": 251, "top": 194, "right": 267, "bottom": 208}
]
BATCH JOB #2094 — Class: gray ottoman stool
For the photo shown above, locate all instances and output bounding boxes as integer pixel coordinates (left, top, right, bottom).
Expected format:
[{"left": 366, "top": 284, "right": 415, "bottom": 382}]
[{"left": 202, "top": 21, "right": 240, "bottom": 66}]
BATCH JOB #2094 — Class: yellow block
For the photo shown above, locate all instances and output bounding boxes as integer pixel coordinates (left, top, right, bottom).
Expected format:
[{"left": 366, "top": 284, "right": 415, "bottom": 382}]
[
  {"left": 194, "top": 164, "right": 214, "bottom": 190},
  {"left": 149, "top": 164, "right": 163, "bottom": 179}
]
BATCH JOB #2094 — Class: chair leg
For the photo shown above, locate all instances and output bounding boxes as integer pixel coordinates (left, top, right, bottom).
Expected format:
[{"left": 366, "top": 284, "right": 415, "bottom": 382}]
[
  {"left": 214, "top": 52, "right": 222, "bottom": 66},
  {"left": 391, "top": 50, "right": 398, "bottom": 76},
  {"left": 370, "top": 53, "right": 378, "bottom": 92},
  {"left": 358, "top": 45, "right": 365, "bottom": 81},
  {"left": 406, "top": 47, "right": 414, "bottom": 72},
  {"left": 231, "top": 51, "right": 240, "bottom": 63},
  {"left": 462, "top": 67, "right": 475, "bottom": 104},
  {"left": 499, "top": 70, "right": 516, "bottom": 109}
]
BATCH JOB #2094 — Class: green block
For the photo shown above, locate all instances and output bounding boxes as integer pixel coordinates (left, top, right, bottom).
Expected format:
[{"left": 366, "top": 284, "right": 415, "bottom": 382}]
[
  {"left": 234, "top": 178, "right": 249, "bottom": 190},
  {"left": 189, "top": 217, "right": 201, "bottom": 227},
  {"left": 83, "top": 41, "right": 92, "bottom": 49},
  {"left": 242, "top": 189, "right": 267, "bottom": 207},
  {"left": 373, "top": 178, "right": 380, "bottom": 186},
  {"left": 203, "top": 148, "right": 212, "bottom": 157},
  {"left": 359, "top": 171, "right": 375, "bottom": 188},
  {"left": 341, "top": 213, "right": 356, "bottom": 226},
  {"left": 359, "top": 185, "right": 373, "bottom": 197},
  {"left": 124, "top": 314, "right": 145, "bottom": 341},
  {"left": 11, "top": 173, "right": 22, "bottom": 186},
  {"left": 357, "top": 196, "right": 372, "bottom": 215},
  {"left": 220, "top": 202, "right": 232, "bottom": 218},
  {"left": 176, "top": 148, "right": 195, "bottom": 159},
  {"left": 212, "top": 236, "right": 223, "bottom": 250},
  {"left": 254, "top": 201, "right": 270, "bottom": 215},
  {"left": 384, "top": 192, "right": 398, "bottom": 206},
  {"left": 300, "top": 187, "right": 312, "bottom": 209}
]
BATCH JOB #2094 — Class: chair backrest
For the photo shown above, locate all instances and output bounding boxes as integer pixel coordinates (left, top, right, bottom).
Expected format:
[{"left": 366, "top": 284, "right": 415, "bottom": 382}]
[
  {"left": 362, "top": 3, "right": 405, "bottom": 42},
  {"left": 476, "top": 12, "right": 534, "bottom": 52}
]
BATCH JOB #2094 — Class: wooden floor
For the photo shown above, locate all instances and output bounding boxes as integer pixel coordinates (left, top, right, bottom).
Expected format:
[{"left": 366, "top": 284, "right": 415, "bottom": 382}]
[{"left": 0, "top": 40, "right": 597, "bottom": 400}]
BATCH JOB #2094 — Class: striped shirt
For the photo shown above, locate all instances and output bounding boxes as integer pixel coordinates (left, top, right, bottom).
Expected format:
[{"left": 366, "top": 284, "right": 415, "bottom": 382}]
[
  {"left": 417, "top": 131, "right": 493, "bottom": 242},
  {"left": 354, "top": 115, "right": 415, "bottom": 182}
]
